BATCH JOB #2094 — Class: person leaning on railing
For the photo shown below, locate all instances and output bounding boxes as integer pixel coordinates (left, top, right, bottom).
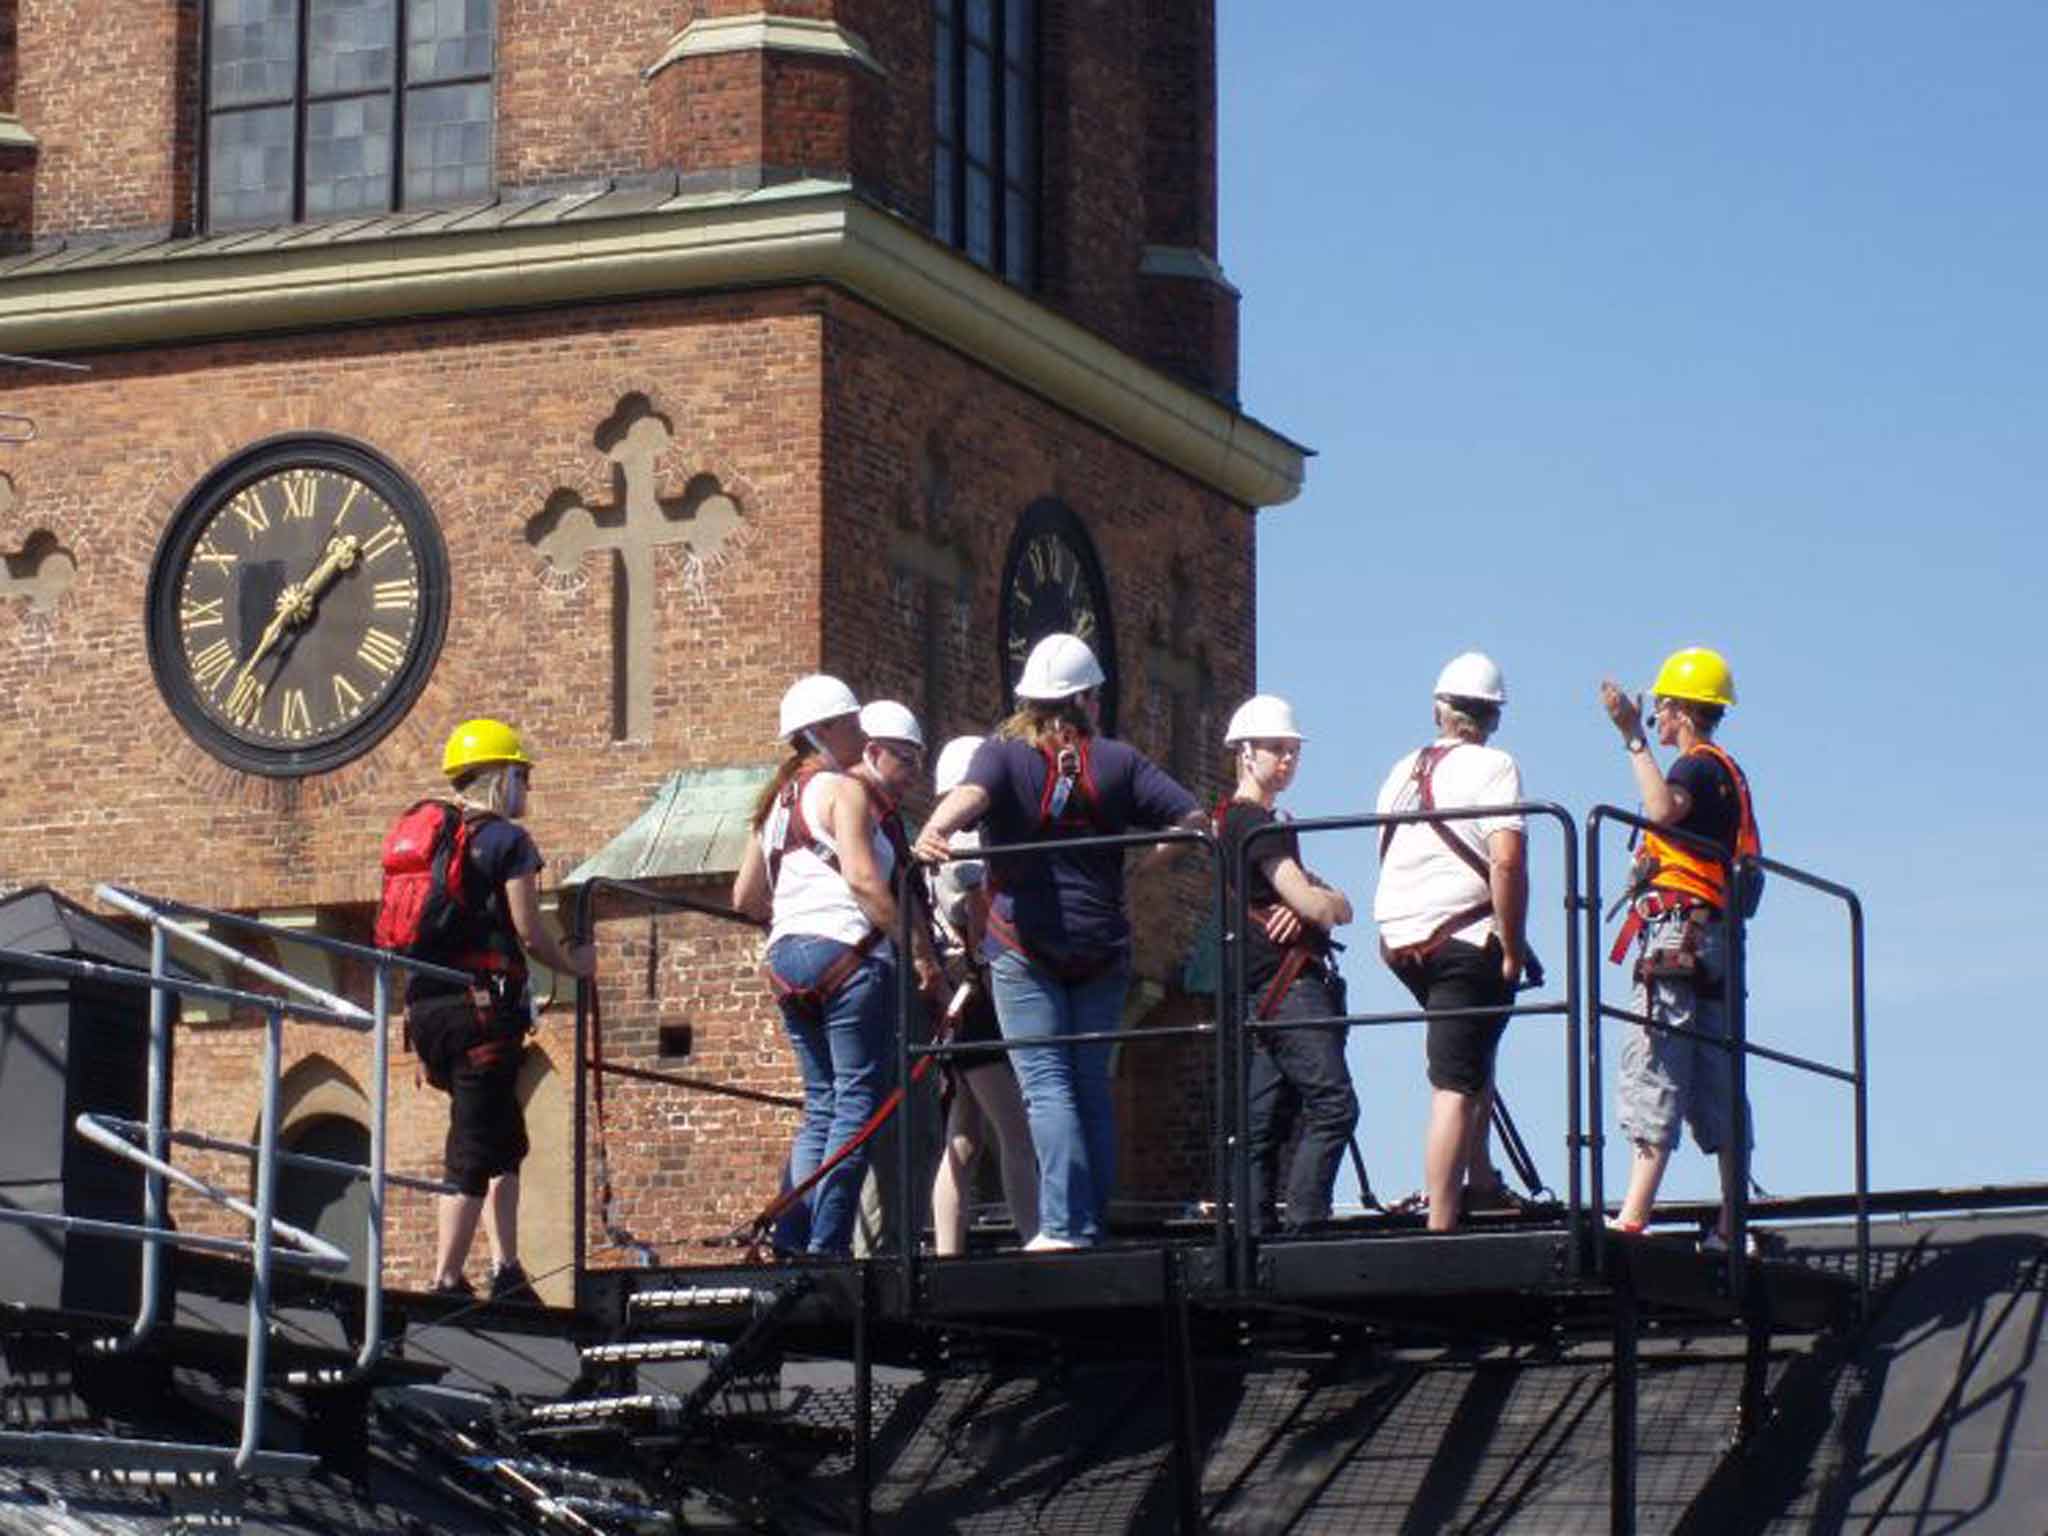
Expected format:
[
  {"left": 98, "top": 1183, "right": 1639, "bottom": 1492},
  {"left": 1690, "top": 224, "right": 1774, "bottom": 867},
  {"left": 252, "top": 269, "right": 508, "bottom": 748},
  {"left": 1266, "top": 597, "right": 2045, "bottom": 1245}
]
[
  {"left": 1372, "top": 653, "right": 1530, "bottom": 1235},
  {"left": 913, "top": 633, "right": 1204, "bottom": 1252},
  {"left": 1599, "top": 646, "right": 1762, "bottom": 1253},
  {"left": 1216, "top": 694, "right": 1357, "bottom": 1233}
]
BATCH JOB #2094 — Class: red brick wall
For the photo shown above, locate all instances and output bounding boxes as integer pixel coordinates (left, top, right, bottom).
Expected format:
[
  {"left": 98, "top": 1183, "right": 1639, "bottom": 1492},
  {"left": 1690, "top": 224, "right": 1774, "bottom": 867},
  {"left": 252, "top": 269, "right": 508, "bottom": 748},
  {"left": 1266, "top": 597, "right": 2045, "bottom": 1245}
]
[
  {"left": 15, "top": 0, "right": 193, "bottom": 239},
  {"left": 0, "top": 281, "right": 1255, "bottom": 1270},
  {"left": 495, "top": 0, "right": 674, "bottom": 189}
]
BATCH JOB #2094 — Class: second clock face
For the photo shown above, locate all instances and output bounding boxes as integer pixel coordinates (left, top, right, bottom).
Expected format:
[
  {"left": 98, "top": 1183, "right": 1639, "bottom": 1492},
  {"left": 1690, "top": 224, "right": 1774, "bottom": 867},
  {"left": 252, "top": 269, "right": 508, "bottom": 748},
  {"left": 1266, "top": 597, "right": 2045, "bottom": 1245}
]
[
  {"left": 146, "top": 437, "right": 449, "bottom": 777},
  {"left": 996, "top": 498, "right": 1119, "bottom": 733}
]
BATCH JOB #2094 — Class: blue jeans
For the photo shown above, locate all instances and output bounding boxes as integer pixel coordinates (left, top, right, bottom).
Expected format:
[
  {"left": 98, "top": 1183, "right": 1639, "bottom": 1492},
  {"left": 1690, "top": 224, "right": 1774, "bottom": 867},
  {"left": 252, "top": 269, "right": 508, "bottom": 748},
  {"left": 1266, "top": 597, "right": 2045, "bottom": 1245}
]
[
  {"left": 767, "top": 935, "right": 896, "bottom": 1256},
  {"left": 988, "top": 948, "right": 1129, "bottom": 1244}
]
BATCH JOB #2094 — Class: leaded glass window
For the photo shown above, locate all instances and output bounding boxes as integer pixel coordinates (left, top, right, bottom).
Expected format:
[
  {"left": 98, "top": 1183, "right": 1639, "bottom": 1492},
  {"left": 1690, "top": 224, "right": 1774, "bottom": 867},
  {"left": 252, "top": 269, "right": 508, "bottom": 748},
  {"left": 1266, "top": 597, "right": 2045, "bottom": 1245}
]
[
  {"left": 933, "top": 0, "right": 1037, "bottom": 288},
  {"left": 206, "top": 0, "right": 494, "bottom": 229}
]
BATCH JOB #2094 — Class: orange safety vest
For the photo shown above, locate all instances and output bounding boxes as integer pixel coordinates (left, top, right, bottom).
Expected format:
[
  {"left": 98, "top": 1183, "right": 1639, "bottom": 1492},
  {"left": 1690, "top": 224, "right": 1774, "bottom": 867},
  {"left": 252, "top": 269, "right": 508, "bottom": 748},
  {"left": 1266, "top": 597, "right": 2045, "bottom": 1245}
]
[{"left": 1640, "top": 742, "right": 1760, "bottom": 911}]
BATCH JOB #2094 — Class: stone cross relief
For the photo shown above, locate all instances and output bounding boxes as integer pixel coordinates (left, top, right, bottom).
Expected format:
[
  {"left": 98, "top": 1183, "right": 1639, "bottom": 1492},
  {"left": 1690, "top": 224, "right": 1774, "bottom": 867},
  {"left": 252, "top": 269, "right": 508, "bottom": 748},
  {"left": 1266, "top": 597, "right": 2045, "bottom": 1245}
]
[
  {"left": 1146, "top": 557, "right": 1213, "bottom": 780},
  {"left": 0, "top": 475, "right": 76, "bottom": 617},
  {"left": 527, "top": 398, "right": 741, "bottom": 741},
  {"left": 888, "top": 438, "right": 972, "bottom": 734}
]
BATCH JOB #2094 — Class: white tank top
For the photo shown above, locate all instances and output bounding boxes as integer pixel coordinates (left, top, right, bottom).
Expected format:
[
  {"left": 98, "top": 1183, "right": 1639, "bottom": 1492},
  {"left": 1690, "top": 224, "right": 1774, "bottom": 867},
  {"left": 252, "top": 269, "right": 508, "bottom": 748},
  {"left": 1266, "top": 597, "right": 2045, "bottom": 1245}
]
[{"left": 764, "top": 770, "right": 897, "bottom": 951}]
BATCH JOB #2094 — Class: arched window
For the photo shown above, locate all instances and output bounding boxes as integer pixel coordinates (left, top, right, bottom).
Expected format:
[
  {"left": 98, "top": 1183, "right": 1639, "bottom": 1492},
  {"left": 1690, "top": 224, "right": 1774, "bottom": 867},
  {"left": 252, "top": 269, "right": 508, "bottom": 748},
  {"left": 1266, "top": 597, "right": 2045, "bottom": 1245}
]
[
  {"left": 932, "top": 0, "right": 1037, "bottom": 287},
  {"left": 276, "top": 1113, "right": 372, "bottom": 1285},
  {"left": 205, "top": 0, "right": 495, "bottom": 230}
]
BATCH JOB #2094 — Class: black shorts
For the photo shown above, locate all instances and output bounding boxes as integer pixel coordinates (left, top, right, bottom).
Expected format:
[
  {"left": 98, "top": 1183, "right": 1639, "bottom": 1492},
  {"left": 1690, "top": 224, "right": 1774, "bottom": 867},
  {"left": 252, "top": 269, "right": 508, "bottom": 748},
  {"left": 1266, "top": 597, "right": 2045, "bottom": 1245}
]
[
  {"left": 946, "top": 977, "right": 1005, "bottom": 1070},
  {"left": 1390, "top": 936, "right": 1513, "bottom": 1096},
  {"left": 444, "top": 1026, "right": 529, "bottom": 1196}
]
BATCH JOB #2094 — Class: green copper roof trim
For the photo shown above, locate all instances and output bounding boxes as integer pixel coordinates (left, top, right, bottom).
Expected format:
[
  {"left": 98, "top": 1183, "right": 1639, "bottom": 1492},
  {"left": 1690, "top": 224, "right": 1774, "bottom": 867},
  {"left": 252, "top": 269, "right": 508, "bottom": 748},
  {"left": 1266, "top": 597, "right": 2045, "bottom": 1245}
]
[{"left": 564, "top": 765, "right": 772, "bottom": 887}]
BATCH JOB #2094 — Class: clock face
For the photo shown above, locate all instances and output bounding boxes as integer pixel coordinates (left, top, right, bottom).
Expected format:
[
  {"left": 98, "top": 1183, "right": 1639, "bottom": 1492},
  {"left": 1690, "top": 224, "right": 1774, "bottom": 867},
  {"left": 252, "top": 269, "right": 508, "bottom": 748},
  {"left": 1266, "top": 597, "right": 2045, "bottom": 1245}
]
[
  {"left": 146, "top": 437, "right": 449, "bottom": 777},
  {"left": 996, "top": 498, "right": 1118, "bottom": 733}
]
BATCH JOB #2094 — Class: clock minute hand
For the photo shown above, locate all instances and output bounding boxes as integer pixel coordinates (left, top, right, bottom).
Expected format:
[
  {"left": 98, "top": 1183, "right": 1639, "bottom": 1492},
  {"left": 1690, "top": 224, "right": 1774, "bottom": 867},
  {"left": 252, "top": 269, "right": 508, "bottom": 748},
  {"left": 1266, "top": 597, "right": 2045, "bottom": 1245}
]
[{"left": 225, "top": 535, "right": 362, "bottom": 715}]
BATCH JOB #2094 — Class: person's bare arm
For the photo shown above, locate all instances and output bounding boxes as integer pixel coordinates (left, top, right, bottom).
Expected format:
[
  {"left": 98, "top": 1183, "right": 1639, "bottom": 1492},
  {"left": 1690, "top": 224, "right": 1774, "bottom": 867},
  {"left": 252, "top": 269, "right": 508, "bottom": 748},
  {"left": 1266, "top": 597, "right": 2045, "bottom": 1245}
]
[
  {"left": 505, "top": 872, "right": 596, "bottom": 978},
  {"left": 1263, "top": 855, "right": 1353, "bottom": 938},
  {"left": 1487, "top": 828, "right": 1528, "bottom": 988},
  {"left": 731, "top": 833, "right": 771, "bottom": 921},
  {"left": 826, "top": 778, "right": 899, "bottom": 936},
  {"left": 1600, "top": 679, "right": 1691, "bottom": 824},
  {"left": 914, "top": 785, "right": 991, "bottom": 863},
  {"left": 1134, "top": 808, "right": 1209, "bottom": 875}
]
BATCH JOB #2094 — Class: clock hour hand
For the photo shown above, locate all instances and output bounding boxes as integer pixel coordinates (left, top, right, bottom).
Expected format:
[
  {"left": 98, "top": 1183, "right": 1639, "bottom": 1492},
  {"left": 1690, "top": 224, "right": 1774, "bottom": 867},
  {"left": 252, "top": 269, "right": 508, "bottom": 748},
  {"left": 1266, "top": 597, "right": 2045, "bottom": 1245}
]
[{"left": 224, "top": 535, "right": 362, "bottom": 722}]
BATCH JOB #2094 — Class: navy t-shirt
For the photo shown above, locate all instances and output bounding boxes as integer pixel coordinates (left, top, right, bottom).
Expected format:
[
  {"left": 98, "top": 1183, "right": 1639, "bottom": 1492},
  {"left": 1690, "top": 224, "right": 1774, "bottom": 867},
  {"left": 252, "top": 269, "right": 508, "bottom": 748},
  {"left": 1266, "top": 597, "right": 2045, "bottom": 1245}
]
[
  {"left": 1669, "top": 751, "right": 1741, "bottom": 855},
  {"left": 406, "top": 813, "right": 543, "bottom": 1006},
  {"left": 964, "top": 735, "right": 1198, "bottom": 961}
]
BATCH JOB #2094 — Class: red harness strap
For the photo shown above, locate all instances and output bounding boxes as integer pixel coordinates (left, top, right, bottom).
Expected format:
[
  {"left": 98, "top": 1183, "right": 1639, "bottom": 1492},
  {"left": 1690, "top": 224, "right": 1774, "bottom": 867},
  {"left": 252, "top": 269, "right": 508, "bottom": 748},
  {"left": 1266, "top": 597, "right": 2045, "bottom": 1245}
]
[
  {"left": 764, "top": 928, "right": 885, "bottom": 1023},
  {"left": 1607, "top": 888, "right": 1707, "bottom": 965}
]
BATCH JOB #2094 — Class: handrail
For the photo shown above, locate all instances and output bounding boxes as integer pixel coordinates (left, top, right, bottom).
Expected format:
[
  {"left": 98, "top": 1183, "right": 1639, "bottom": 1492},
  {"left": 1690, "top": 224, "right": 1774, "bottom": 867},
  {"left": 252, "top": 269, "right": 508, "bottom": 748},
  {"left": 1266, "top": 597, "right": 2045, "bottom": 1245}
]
[
  {"left": 0, "top": 881, "right": 467, "bottom": 1483},
  {"left": 1234, "top": 802, "right": 1584, "bottom": 1284},
  {"left": 1585, "top": 806, "right": 1870, "bottom": 1309},
  {"left": 894, "top": 825, "right": 1227, "bottom": 1299}
]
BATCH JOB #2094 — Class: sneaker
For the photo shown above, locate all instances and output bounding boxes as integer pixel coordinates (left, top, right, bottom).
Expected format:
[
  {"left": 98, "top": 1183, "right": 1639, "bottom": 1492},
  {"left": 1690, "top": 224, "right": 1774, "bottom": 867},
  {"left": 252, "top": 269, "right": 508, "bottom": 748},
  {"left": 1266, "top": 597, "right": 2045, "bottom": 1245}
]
[
  {"left": 488, "top": 1260, "right": 537, "bottom": 1303},
  {"left": 1022, "top": 1233, "right": 1084, "bottom": 1253},
  {"left": 1604, "top": 1216, "right": 1647, "bottom": 1236},
  {"left": 1699, "top": 1228, "right": 1769, "bottom": 1258},
  {"left": 428, "top": 1274, "right": 475, "bottom": 1298}
]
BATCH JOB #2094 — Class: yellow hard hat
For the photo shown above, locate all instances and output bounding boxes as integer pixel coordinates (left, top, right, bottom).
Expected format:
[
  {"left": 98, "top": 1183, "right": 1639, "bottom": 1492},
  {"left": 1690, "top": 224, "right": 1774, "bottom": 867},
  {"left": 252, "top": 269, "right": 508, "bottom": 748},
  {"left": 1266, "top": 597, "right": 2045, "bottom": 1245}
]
[
  {"left": 1652, "top": 648, "right": 1737, "bottom": 708},
  {"left": 442, "top": 718, "right": 534, "bottom": 780}
]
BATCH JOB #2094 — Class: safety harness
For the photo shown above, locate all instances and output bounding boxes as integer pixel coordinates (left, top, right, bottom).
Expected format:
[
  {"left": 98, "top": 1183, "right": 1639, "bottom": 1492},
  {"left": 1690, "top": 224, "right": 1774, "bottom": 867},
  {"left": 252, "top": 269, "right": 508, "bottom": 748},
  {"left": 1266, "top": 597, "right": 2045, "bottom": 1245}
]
[
  {"left": 1213, "top": 794, "right": 1330, "bottom": 1022},
  {"left": 1377, "top": 744, "right": 1499, "bottom": 969},
  {"left": 983, "top": 735, "right": 1123, "bottom": 983},
  {"left": 1607, "top": 743, "right": 1762, "bottom": 976},
  {"left": 759, "top": 769, "right": 915, "bottom": 1023}
]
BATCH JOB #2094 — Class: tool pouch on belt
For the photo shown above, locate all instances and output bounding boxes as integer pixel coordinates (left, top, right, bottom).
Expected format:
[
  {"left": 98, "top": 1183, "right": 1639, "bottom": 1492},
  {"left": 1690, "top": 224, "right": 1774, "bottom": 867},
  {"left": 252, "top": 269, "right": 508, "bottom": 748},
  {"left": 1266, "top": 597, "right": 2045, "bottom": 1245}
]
[{"left": 1632, "top": 907, "right": 1715, "bottom": 989}]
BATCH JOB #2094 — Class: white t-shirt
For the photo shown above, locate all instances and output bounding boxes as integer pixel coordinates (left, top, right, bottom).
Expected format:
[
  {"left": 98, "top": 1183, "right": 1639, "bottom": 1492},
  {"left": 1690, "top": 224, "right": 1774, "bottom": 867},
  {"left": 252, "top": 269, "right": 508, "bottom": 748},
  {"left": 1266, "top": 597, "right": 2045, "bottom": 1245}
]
[
  {"left": 764, "top": 770, "right": 897, "bottom": 950},
  {"left": 1373, "top": 739, "right": 1525, "bottom": 949}
]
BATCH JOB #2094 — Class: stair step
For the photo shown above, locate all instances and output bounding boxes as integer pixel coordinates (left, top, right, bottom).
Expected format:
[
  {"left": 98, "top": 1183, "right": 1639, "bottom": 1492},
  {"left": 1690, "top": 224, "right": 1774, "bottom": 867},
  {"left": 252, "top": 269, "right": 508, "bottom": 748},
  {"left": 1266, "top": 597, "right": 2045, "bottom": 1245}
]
[
  {"left": 628, "top": 1285, "right": 773, "bottom": 1314},
  {"left": 526, "top": 1393, "right": 684, "bottom": 1428},
  {"left": 581, "top": 1337, "right": 731, "bottom": 1365}
]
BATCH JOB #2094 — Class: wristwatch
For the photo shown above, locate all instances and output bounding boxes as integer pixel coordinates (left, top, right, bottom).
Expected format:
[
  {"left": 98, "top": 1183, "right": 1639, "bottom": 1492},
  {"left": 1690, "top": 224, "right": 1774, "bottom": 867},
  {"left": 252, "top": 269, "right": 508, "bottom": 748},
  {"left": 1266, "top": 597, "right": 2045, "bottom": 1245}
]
[{"left": 1625, "top": 735, "right": 1648, "bottom": 754}]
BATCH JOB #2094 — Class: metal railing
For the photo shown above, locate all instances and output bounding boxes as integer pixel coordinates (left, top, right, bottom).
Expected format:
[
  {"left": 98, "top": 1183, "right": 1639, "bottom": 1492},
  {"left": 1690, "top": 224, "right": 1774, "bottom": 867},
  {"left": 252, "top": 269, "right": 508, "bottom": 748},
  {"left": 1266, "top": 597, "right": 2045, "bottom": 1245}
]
[
  {"left": 1233, "top": 803, "right": 1585, "bottom": 1284},
  {"left": 567, "top": 875, "right": 782, "bottom": 1295},
  {"left": 1585, "top": 808, "right": 1871, "bottom": 1306},
  {"left": 0, "top": 884, "right": 465, "bottom": 1481}
]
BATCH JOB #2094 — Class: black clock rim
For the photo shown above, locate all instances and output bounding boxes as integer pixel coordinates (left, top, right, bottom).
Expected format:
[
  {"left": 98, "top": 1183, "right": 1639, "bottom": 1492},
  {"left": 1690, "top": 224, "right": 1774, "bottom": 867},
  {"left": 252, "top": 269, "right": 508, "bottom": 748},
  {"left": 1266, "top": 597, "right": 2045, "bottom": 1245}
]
[
  {"left": 145, "top": 433, "right": 451, "bottom": 779},
  {"left": 995, "top": 497, "right": 1119, "bottom": 736}
]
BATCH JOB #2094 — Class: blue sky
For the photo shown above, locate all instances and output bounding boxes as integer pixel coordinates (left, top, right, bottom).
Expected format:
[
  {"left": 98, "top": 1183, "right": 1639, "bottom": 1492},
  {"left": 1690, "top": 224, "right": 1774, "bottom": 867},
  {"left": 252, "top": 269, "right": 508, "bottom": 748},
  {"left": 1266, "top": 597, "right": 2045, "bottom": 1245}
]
[{"left": 1218, "top": 5, "right": 2048, "bottom": 1209}]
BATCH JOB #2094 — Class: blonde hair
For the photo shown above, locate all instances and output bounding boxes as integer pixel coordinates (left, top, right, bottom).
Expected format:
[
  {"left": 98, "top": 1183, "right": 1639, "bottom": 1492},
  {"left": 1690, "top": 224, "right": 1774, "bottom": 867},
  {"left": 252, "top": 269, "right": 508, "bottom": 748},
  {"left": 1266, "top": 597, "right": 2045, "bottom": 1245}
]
[
  {"left": 751, "top": 742, "right": 823, "bottom": 829},
  {"left": 994, "top": 697, "right": 1092, "bottom": 752}
]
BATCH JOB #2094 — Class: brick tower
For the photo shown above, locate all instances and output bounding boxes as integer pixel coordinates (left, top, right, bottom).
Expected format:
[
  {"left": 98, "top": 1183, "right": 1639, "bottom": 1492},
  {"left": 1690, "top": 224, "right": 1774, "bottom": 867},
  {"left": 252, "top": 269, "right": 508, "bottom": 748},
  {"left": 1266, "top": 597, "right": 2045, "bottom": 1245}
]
[{"left": 0, "top": 0, "right": 1305, "bottom": 1297}]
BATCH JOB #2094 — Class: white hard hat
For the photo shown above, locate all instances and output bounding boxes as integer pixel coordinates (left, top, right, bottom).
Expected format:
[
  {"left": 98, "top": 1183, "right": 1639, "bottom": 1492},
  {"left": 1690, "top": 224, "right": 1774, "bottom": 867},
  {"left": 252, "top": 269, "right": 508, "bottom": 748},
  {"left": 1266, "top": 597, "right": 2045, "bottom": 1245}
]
[
  {"left": 933, "top": 735, "right": 985, "bottom": 796},
  {"left": 858, "top": 699, "right": 924, "bottom": 750},
  {"left": 1433, "top": 651, "right": 1507, "bottom": 706},
  {"left": 1014, "top": 632, "right": 1106, "bottom": 701},
  {"left": 1223, "top": 694, "right": 1303, "bottom": 746},
  {"left": 778, "top": 674, "right": 860, "bottom": 739}
]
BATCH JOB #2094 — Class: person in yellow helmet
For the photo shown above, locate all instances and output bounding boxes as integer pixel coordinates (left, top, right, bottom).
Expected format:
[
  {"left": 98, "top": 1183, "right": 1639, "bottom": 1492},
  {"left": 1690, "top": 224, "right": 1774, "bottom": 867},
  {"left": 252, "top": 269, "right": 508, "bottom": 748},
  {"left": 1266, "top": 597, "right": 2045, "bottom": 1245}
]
[
  {"left": 413, "top": 718, "right": 595, "bottom": 1300},
  {"left": 1598, "top": 649, "right": 1762, "bottom": 1252}
]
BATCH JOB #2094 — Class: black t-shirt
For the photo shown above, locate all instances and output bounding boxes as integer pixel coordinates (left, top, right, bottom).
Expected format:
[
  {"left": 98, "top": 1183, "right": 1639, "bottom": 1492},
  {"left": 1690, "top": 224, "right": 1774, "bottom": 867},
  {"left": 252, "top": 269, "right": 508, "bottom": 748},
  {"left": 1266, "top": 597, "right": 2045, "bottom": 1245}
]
[
  {"left": 406, "top": 814, "right": 543, "bottom": 1006},
  {"left": 1221, "top": 799, "right": 1326, "bottom": 994},
  {"left": 1669, "top": 751, "right": 1741, "bottom": 855}
]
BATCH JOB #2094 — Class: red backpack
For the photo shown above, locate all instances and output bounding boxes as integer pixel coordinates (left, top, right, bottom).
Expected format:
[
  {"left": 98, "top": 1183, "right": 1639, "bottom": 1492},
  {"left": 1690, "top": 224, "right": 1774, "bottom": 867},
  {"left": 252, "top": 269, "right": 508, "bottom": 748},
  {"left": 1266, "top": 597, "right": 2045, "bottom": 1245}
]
[{"left": 375, "top": 800, "right": 494, "bottom": 961}]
